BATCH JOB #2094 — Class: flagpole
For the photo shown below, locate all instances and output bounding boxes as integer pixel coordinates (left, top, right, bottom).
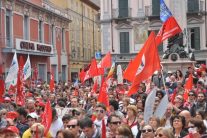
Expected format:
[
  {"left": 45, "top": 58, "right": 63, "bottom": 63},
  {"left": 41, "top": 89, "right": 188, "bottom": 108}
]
[{"left": 160, "top": 68, "right": 168, "bottom": 96}]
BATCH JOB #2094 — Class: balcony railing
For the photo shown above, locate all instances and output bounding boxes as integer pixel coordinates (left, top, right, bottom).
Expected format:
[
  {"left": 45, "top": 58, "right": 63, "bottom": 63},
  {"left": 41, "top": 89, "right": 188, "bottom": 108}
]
[{"left": 112, "top": 8, "right": 132, "bottom": 19}]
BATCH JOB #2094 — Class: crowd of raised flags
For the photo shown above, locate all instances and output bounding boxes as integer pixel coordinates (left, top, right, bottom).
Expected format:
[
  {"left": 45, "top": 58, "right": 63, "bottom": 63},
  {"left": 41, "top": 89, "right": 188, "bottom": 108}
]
[{"left": 0, "top": 0, "right": 207, "bottom": 138}]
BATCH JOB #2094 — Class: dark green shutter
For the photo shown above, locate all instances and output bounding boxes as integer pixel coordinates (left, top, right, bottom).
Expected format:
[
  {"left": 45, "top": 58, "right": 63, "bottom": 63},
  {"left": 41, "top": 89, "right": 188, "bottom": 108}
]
[
  {"left": 120, "top": 32, "right": 129, "bottom": 53},
  {"left": 119, "top": 0, "right": 128, "bottom": 18},
  {"left": 152, "top": 0, "right": 160, "bottom": 16},
  {"left": 194, "top": 27, "right": 200, "bottom": 50},
  {"left": 188, "top": 0, "right": 199, "bottom": 12}
]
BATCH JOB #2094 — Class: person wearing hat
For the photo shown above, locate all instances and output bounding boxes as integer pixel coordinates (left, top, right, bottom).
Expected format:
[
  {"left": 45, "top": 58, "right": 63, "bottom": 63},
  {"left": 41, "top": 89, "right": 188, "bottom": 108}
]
[
  {"left": 165, "top": 71, "right": 173, "bottom": 83},
  {"left": 1, "top": 126, "right": 20, "bottom": 138},
  {"left": 22, "top": 113, "right": 52, "bottom": 138},
  {"left": 3, "top": 97, "right": 13, "bottom": 111},
  {"left": 124, "top": 105, "right": 139, "bottom": 137}
]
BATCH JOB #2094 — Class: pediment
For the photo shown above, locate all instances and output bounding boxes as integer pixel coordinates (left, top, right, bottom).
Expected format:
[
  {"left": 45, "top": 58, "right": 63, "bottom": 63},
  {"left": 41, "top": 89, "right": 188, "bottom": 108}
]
[
  {"left": 116, "top": 22, "right": 133, "bottom": 29},
  {"left": 149, "top": 20, "right": 162, "bottom": 28},
  {"left": 187, "top": 17, "right": 204, "bottom": 24}
]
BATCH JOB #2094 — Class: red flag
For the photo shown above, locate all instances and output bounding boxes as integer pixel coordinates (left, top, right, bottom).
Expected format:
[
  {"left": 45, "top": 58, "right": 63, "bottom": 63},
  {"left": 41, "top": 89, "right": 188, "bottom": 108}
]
[
  {"left": 100, "top": 52, "right": 112, "bottom": 68},
  {"left": 155, "top": 16, "right": 182, "bottom": 46},
  {"left": 79, "top": 69, "right": 86, "bottom": 83},
  {"left": 41, "top": 101, "right": 52, "bottom": 136},
  {"left": 98, "top": 78, "right": 109, "bottom": 107},
  {"left": 50, "top": 72, "right": 55, "bottom": 92},
  {"left": 123, "top": 59, "right": 134, "bottom": 82},
  {"left": 101, "top": 119, "right": 106, "bottom": 138},
  {"left": 127, "top": 32, "right": 161, "bottom": 96},
  {"left": 171, "top": 89, "right": 177, "bottom": 105},
  {"left": 183, "top": 74, "right": 193, "bottom": 101},
  {"left": 73, "top": 89, "right": 79, "bottom": 96},
  {"left": 92, "top": 79, "right": 98, "bottom": 93},
  {"left": 0, "top": 65, "right": 4, "bottom": 102},
  {"left": 33, "top": 64, "right": 38, "bottom": 81},
  {"left": 84, "top": 59, "right": 99, "bottom": 81},
  {"left": 16, "top": 56, "right": 25, "bottom": 105}
]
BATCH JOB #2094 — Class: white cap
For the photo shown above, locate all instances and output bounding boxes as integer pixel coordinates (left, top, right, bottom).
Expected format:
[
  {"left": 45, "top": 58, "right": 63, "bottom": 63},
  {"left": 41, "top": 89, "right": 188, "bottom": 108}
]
[
  {"left": 27, "top": 112, "right": 38, "bottom": 119},
  {"left": 129, "top": 98, "right": 136, "bottom": 105}
]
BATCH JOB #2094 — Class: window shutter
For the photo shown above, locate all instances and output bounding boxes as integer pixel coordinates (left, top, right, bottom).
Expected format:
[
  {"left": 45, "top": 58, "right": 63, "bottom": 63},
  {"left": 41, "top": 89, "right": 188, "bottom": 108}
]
[
  {"left": 119, "top": 0, "right": 128, "bottom": 18},
  {"left": 120, "top": 32, "right": 129, "bottom": 53},
  {"left": 152, "top": 0, "right": 160, "bottom": 16},
  {"left": 188, "top": 0, "right": 199, "bottom": 12},
  {"left": 194, "top": 27, "right": 200, "bottom": 50}
]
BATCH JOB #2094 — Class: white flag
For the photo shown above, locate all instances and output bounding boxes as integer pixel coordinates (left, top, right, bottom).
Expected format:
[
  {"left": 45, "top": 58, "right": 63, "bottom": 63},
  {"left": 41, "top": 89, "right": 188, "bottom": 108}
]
[
  {"left": 154, "top": 94, "right": 169, "bottom": 119},
  {"left": 144, "top": 88, "right": 157, "bottom": 124},
  {"left": 5, "top": 52, "right": 19, "bottom": 85},
  {"left": 116, "top": 64, "right": 123, "bottom": 84},
  {"left": 23, "top": 55, "right": 31, "bottom": 80}
]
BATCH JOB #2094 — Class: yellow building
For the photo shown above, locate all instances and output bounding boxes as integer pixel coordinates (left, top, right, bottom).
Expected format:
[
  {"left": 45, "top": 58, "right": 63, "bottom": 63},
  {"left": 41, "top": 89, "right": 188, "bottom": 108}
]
[{"left": 48, "top": 0, "right": 101, "bottom": 82}]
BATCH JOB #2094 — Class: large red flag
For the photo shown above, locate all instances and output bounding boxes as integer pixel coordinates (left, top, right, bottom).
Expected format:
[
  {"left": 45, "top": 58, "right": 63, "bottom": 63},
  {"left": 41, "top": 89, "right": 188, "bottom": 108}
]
[
  {"left": 0, "top": 65, "right": 4, "bottom": 102},
  {"left": 41, "top": 101, "right": 52, "bottom": 136},
  {"left": 183, "top": 74, "right": 193, "bottom": 101},
  {"left": 98, "top": 78, "right": 109, "bottom": 107},
  {"left": 155, "top": 16, "right": 182, "bottom": 46},
  {"left": 84, "top": 58, "right": 99, "bottom": 81},
  {"left": 123, "top": 59, "right": 134, "bottom": 82},
  {"left": 79, "top": 69, "right": 86, "bottom": 83},
  {"left": 50, "top": 71, "right": 55, "bottom": 92},
  {"left": 92, "top": 79, "right": 98, "bottom": 93},
  {"left": 127, "top": 32, "right": 161, "bottom": 96},
  {"left": 100, "top": 52, "right": 112, "bottom": 68},
  {"left": 16, "top": 56, "right": 25, "bottom": 105}
]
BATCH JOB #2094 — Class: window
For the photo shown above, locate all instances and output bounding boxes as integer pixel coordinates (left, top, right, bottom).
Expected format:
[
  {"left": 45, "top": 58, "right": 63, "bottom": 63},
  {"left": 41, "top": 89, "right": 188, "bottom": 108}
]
[
  {"left": 188, "top": 0, "right": 199, "bottom": 13},
  {"left": 118, "top": 0, "right": 128, "bottom": 18},
  {"left": 51, "top": 65, "right": 57, "bottom": 82},
  {"left": 24, "top": 15, "right": 29, "bottom": 40},
  {"left": 51, "top": 24, "right": 55, "bottom": 48},
  {"left": 120, "top": 32, "right": 129, "bottom": 53},
  {"left": 39, "top": 21, "right": 43, "bottom": 43},
  {"left": 62, "top": 65, "right": 67, "bottom": 82},
  {"left": 6, "top": 9, "right": 12, "bottom": 47},
  {"left": 152, "top": 0, "right": 160, "bottom": 16},
  {"left": 190, "top": 27, "right": 200, "bottom": 50},
  {"left": 38, "top": 64, "right": 46, "bottom": 81},
  {"left": 62, "top": 28, "right": 65, "bottom": 51}
]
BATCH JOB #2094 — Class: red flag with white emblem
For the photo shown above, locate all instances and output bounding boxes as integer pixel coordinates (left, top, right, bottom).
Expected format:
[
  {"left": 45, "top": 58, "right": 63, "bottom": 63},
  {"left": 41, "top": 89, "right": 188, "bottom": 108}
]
[{"left": 127, "top": 32, "right": 161, "bottom": 96}]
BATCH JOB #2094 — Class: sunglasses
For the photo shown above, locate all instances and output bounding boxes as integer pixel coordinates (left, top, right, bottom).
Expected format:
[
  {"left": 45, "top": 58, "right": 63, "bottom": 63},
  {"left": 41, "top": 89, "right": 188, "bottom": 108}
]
[
  {"left": 188, "top": 94, "right": 194, "bottom": 96},
  {"left": 96, "top": 110, "right": 104, "bottom": 113},
  {"left": 31, "top": 130, "right": 39, "bottom": 134},
  {"left": 141, "top": 129, "right": 153, "bottom": 133},
  {"left": 188, "top": 126, "right": 195, "bottom": 129},
  {"left": 110, "top": 121, "right": 121, "bottom": 125},
  {"left": 67, "top": 125, "right": 77, "bottom": 128},
  {"left": 155, "top": 133, "right": 163, "bottom": 137},
  {"left": 75, "top": 112, "right": 80, "bottom": 116}
]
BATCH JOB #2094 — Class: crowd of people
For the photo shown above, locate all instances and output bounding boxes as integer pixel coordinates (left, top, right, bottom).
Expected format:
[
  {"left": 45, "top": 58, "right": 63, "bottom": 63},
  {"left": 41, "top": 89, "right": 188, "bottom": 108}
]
[{"left": 0, "top": 65, "right": 207, "bottom": 138}]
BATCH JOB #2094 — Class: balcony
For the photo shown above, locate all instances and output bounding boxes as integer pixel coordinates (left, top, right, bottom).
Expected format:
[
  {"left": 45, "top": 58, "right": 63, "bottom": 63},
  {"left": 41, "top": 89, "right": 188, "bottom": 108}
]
[{"left": 112, "top": 8, "right": 132, "bottom": 19}]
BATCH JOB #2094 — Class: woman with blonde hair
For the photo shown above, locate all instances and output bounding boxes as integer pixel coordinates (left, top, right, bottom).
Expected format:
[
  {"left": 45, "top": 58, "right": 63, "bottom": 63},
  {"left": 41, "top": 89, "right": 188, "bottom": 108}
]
[
  {"left": 30, "top": 123, "right": 45, "bottom": 138},
  {"left": 155, "top": 127, "right": 175, "bottom": 138}
]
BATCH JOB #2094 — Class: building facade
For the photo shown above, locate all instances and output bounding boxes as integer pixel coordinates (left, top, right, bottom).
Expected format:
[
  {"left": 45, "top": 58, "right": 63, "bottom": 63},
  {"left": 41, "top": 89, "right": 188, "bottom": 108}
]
[
  {"left": 67, "top": 0, "right": 101, "bottom": 82},
  {"left": 100, "top": 0, "right": 207, "bottom": 68},
  {"left": 0, "top": 0, "right": 70, "bottom": 83}
]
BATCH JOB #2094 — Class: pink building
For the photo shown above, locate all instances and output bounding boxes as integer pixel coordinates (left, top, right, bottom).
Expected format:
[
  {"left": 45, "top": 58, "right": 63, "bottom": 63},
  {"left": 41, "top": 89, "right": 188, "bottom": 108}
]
[{"left": 0, "top": 0, "right": 71, "bottom": 82}]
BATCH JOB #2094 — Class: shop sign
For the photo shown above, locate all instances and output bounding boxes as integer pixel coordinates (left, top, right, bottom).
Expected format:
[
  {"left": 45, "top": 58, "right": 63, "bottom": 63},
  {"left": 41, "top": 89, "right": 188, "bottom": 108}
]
[{"left": 16, "top": 39, "right": 53, "bottom": 54}]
